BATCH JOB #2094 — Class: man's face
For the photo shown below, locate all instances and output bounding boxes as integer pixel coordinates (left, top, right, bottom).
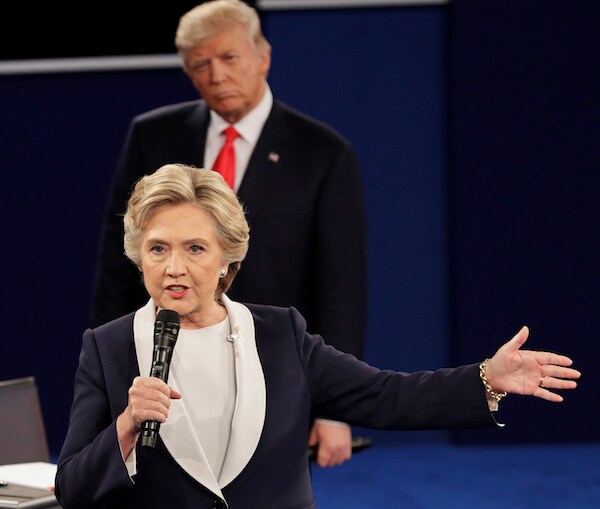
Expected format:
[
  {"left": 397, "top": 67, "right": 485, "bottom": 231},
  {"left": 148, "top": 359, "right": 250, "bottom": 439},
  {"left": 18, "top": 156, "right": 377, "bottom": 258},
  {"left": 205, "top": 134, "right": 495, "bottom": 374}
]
[{"left": 183, "top": 24, "right": 271, "bottom": 124}]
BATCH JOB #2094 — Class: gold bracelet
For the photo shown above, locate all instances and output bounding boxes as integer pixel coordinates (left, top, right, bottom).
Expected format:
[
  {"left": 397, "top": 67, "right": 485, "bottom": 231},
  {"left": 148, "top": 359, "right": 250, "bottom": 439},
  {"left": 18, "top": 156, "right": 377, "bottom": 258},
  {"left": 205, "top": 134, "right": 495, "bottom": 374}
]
[{"left": 479, "top": 358, "right": 508, "bottom": 405}]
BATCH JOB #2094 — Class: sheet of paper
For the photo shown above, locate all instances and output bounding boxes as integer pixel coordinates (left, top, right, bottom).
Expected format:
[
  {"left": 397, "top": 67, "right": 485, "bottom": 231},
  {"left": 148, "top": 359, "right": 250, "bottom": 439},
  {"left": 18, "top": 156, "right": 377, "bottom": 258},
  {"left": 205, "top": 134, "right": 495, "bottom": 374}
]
[{"left": 0, "top": 463, "right": 56, "bottom": 490}]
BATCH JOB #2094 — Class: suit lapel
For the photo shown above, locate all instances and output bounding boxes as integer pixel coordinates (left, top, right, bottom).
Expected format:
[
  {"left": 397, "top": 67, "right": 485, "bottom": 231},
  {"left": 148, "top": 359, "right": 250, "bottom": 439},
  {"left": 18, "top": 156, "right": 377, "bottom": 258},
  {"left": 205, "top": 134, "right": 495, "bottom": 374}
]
[
  {"left": 133, "top": 301, "right": 223, "bottom": 498},
  {"left": 218, "top": 296, "right": 266, "bottom": 487},
  {"left": 133, "top": 297, "right": 266, "bottom": 493},
  {"left": 237, "top": 101, "right": 289, "bottom": 218},
  {"left": 177, "top": 101, "right": 210, "bottom": 166}
]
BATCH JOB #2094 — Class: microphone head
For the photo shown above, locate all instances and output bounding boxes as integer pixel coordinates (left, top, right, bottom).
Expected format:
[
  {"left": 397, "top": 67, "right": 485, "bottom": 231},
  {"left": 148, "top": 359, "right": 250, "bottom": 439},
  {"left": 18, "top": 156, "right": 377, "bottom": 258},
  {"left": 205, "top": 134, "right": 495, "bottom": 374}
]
[
  {"left": 154, "top": 309, "right": 180, "bottom": 348},
  {"left": 156, "top": 309, "right": 180, "bottom": 325}
]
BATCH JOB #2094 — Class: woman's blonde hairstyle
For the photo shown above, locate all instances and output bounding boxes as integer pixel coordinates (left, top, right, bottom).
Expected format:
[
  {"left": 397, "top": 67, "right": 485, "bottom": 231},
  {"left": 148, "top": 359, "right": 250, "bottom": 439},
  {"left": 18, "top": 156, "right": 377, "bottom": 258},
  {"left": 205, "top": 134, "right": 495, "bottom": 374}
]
[
  {"left": 175, "top": 0, "right": 271, "bottom": 57},
  {"left": 123, "top": 163, "right": 249, "bottom": 300}
]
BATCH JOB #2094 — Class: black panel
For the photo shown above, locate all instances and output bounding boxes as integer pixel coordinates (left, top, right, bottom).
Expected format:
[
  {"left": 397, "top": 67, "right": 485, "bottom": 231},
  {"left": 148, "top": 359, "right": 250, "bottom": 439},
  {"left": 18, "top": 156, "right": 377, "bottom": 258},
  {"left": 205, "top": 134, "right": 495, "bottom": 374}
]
[
  {"left": 449, "top": 1, "right": 599, "bottom": 443},
  {"left": 0, "top": 1, "right": 256, "bottom": 60}
]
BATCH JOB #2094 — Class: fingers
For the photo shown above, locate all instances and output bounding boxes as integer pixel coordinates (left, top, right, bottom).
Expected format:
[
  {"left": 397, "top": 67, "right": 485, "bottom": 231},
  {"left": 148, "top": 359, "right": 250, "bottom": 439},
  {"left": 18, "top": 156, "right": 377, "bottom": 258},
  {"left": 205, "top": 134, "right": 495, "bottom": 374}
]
[
  {"left": 507, "top": 325, "right": 529, "bottom": 351},
  {"left": 532, "top": 351, "right": 575, "bottom": 367},
  {"left": 533, "top": 355, "right": 580, "bottom": 399},
  {"left": 128, "top": 376, "right": 178, "bottom": 428},
  {"left": 170, "top": 388, "right": 183, "bottom": 400},
  {"left": 502, "top": 327, "right": 577, "bottom": 375},
  {"left": 534, "top": 378, "right": 578, "bottom": 402},
  {"left": 315, "top": 442, "right": 352, "bottom": 468},
  {"left": 541, "top": 365, "right": 581, "bottom": 380},
  {"left": 533, "top": 365, "right": 580, "bottom": 402},
  {"left": 534, "top": 387, "right": 565, "bottom": 403},
  {"left": 539, "top": 375, "right": 578, "bottom": 392},
  {"left": 308, "top": 427, "right": 319, "bottom": 448},
  {"left": 310, "top": 421, "right": 352, "bottom": 467}
]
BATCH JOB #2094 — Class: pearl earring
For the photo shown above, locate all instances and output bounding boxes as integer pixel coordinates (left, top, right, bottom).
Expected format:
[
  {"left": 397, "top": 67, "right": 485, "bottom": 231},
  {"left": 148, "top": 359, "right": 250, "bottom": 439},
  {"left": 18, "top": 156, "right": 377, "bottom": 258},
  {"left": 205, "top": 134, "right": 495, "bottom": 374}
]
[{"left": 219, "top": 268, "right": 227, "bottom": 278}]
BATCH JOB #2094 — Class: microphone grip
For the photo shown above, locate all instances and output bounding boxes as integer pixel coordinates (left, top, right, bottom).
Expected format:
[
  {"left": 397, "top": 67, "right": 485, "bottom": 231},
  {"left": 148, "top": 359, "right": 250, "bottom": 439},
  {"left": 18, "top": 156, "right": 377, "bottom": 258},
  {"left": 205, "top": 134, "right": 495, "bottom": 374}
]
[
  {"left": 140, "top": 309, "right": 180, "bottom": 449},
  {"left": 140, "top": 421, "right": 161, "bottom": 448},
  {"left": 140, "top": 351, "right": 172, "bottom": 448}
]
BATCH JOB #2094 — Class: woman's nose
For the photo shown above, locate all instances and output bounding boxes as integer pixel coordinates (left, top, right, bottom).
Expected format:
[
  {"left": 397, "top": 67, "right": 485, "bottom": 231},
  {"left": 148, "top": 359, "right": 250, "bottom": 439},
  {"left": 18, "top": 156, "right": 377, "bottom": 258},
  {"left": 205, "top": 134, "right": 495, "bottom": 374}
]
[{"left": 166, "top": 251, "right": 186, "bottom": 276}]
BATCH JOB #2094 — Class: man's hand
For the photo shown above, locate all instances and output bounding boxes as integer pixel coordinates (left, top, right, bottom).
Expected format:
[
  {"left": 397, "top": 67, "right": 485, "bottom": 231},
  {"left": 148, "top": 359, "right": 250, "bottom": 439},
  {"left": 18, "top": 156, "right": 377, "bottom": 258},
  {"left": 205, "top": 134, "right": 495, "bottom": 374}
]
[{"left": 308, "top": 420, "right": 352, "bottom": 467}]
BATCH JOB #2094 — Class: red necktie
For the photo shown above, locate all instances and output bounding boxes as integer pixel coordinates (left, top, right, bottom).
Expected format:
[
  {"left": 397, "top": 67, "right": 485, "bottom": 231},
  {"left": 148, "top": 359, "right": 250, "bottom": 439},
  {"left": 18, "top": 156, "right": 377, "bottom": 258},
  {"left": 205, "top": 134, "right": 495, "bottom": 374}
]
[{"left": 212, "top": 126, "right": 240, "bottom": 189}]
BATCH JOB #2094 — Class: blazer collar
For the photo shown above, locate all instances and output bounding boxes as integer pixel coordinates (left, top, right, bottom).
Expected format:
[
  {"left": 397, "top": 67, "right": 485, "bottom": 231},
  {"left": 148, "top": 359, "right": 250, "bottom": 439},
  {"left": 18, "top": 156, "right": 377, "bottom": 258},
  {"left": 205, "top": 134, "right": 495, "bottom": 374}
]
[
  {"left": 133, "top": 296, "right": 266, "bottom": 498},
  {"left": 237, "top": 100, "right": 289, "bottom": 217}
]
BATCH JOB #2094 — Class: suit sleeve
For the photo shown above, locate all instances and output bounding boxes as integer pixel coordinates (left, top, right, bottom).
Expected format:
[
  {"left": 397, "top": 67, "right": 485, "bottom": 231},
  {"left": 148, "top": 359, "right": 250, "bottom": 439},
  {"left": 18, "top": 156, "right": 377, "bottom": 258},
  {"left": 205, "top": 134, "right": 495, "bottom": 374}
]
[
  {"left": 313, "top": 142, "right": 367, "bottom": 359},
  {"left": 55, "top": 329, "right": 134, "bottom": 509},
  {"left": 288, "top": 308, "right": 496, "bottom": 430}
]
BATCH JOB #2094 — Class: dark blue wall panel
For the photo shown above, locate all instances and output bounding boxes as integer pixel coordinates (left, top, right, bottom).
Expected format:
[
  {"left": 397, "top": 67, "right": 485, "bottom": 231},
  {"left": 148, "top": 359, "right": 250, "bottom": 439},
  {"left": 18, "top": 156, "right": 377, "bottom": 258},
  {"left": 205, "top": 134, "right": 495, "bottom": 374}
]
[
  {"left": 264, "top": 7, "right": 449, "bottom": 374},
  {"left": 264, "top": 7, "right": 450, "bottom": 445}
]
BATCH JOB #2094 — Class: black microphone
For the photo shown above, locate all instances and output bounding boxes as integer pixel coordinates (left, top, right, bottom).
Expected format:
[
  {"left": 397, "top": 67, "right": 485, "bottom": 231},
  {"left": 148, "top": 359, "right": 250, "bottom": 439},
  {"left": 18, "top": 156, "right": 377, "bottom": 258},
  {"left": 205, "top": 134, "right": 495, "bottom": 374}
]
[{"left": 140, "top": 309, "right": 181, "bottom": 448}]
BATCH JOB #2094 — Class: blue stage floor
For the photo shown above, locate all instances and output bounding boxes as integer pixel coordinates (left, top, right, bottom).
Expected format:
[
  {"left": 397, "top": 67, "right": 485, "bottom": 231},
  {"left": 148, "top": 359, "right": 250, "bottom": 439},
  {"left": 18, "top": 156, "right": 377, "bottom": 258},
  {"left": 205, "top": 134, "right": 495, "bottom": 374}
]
[{"left": 311, "top": 442, "right": 600, "bottom": 508}]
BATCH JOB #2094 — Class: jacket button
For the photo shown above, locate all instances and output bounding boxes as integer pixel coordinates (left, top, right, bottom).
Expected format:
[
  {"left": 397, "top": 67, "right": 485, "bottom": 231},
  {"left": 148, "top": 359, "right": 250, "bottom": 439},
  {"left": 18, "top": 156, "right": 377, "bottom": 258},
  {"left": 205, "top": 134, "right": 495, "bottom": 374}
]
[{"left": 212, "top": 501, "right": 226, "bottom": 509}]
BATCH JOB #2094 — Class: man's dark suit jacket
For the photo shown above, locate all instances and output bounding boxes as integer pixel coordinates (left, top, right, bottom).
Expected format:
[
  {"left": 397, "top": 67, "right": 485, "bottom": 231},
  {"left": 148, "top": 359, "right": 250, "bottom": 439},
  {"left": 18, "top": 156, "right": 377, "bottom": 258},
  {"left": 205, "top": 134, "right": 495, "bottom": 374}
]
[
  {"left": 55, "top": 301, "right": 495, "bottom": 509},
  {"left": 91, "top": 98, "right": 367, "bottom": 357}
]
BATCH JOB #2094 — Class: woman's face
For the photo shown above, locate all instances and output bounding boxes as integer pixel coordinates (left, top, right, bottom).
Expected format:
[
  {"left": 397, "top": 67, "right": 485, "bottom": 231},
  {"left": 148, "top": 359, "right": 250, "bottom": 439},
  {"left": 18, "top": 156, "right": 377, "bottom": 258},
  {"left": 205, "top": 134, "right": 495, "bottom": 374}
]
[{"left": 140, "top": 202, "right": 226, "bottom": 328}]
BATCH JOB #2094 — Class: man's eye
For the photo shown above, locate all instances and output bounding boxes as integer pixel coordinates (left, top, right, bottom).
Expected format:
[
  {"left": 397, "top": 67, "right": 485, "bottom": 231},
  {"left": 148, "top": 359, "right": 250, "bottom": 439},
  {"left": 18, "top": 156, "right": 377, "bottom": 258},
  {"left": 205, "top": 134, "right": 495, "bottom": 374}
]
[{"left": 190, "top": 62, "right": 209, "bottom": 73}]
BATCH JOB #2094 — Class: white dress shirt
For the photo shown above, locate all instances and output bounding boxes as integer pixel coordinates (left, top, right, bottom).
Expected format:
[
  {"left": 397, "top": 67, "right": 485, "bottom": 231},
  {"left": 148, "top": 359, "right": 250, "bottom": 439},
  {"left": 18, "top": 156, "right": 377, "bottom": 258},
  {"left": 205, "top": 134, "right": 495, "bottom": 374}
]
[{"left": 204, "top": 85, "right": 273, "bottom": 192}]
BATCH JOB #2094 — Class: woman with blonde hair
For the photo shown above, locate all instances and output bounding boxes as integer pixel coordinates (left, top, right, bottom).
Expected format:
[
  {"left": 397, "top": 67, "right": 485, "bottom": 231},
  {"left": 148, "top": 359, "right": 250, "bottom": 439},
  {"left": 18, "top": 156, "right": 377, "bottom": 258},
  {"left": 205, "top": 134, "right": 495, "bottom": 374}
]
[{"left": 57, "top": 164, "right": 580, "bottom": 509}]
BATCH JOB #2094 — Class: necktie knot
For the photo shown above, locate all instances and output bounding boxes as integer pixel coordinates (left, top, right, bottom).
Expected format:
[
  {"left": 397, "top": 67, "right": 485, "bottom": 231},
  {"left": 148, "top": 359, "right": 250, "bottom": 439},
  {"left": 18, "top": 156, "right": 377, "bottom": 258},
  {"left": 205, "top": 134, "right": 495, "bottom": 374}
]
[
  {"left": 213, "top": 126, "right": 239, "bottom": 189},
  {"left": 223, "top": 126, "right": 239, "bottom": 143}
]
